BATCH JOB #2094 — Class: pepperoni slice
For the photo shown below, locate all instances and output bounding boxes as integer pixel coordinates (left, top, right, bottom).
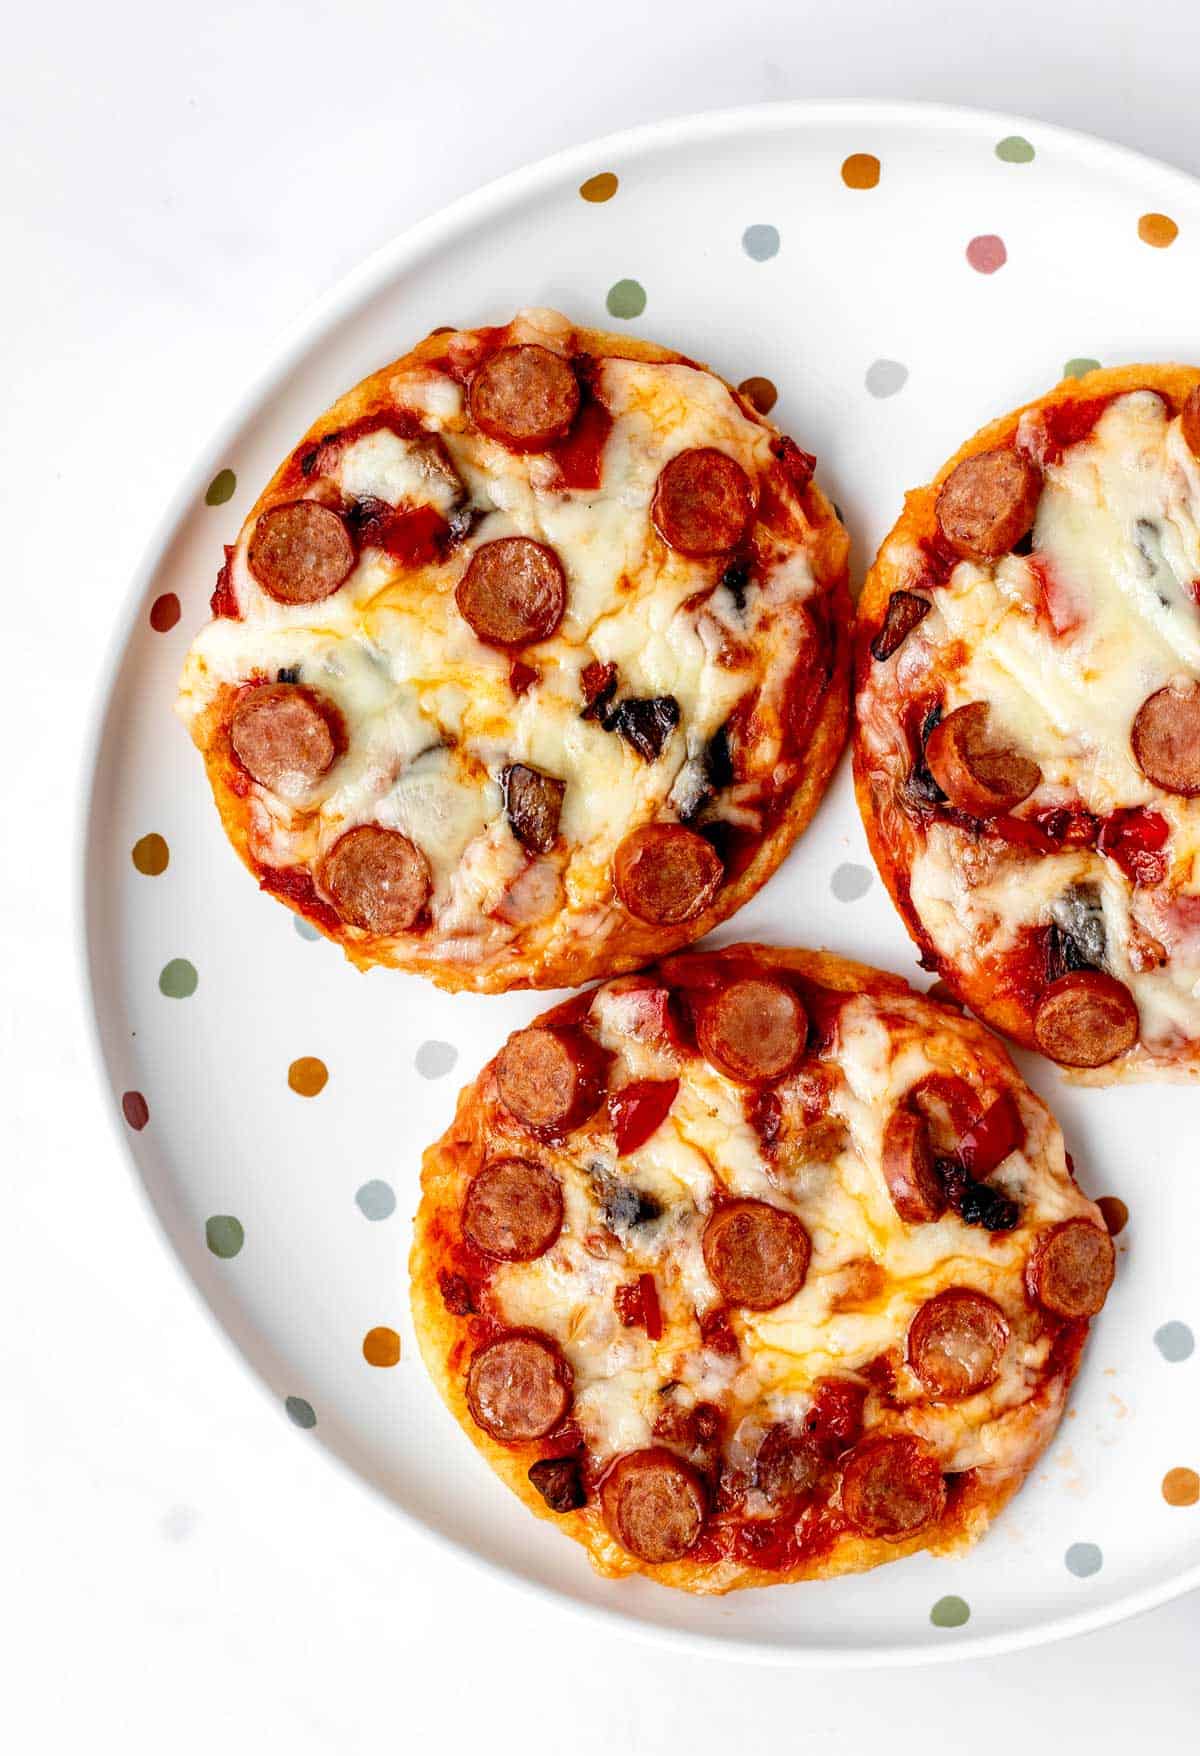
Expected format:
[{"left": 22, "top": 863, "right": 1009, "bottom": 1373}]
[
  {"left": 651, "top": 448, "right": 755, "bottom": 556},
  {"left": 455, "top": 538, "right": 566, "bottom": 647},
  {"left": 502, "top": 763, "right": 565, "bottom": 853},
  {"left": 462, "top": 1158, "right": 563, "bottom": 1261},
  {"left": 696, "top": 977, "right": 807, "bottom": 1083},
  {"left": 1033, "top": 970, "right": 1139, "bottom": 1067},
  {"left": 1131, "top": 682, "right": 1200, "bottom": 795},
  {"left": 247, "top": 501, "right": 356, "bottom": 604},
  {"left": 907, "top": 1288, "right": 1009, "bottom": 1399},
  {"left": 934, "top": 448, "right": 1042, "bottom": 559},
  {"left": 600, "top": 1447, "right": 707, "bottom": 1563},
  {"left": 755, "top": 1423, "right": 821, "bottom": 1508},
  {"left": 881, "top": 1107, "right": 945, "bottom": 1224},
  {"left": 465, "top": 1331, "right": 573, "bottom": 1443},
  {"left": 468, "top": 345, "right": 580, "bottom": 452},
  {"left": 496, "top": 1025, "right": 607, "bottom": 1132},
  {"left": 925, "top": 701, "right": 1042, "bottom": 817},
  {"left": 612, "top": 825, "right": 724, "bottom": 924},
  {"left": 228, "top": 684, "right": 337, "bottom": 792},
  {"left": 319, "top": 824, "right": 431, "bottom": 935},
  {"left": 702, "top": 1199, "right": 810, "bottom": 1310},
  {"left": 1027, "top": 1218, "right": 1115, "bottom": 1317},
  {"left": 840, "top": 1435, "right": 946, "bottom": 1540},
  {"left": 1181, "top": 385, "right": 1200, "bottom": 461}
]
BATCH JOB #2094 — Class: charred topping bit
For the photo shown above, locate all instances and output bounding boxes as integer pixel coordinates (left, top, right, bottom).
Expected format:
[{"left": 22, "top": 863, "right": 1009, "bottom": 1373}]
[
  {"left": 502, "top": 762, "right": 565, "bottom": 854},
  {"left": 704, "top": 723, "right": 735, "bottom": 789},
  {"left": 579, "top": 659, "right": 618, "bottom": 720},
  {"left": 870, "top": 590, "right": 932, "bottom": 662},
  {"left": 925, "top": 701, "right": 1042, "bottom": 818},
  {"left": 528, "top": 1455, "right": 586, "bottom": 1513},
  {"left": 772, "top": 435, "right": 817, "bottom": 493},
  {"left": 934, "top": 447, "right": 1042, "bottom": 559},
  {"left": 603, "top": 694, "right": 681, "bottom": 762},
  {"left": 1045, "top": 883, "right": 1106, "bottom": 979},
  {"left": 1033, "top": 970, "right": 1139, "bottom": 1068},
  {"left": 938, "top": 1159, "right": 1019, "bottom": 1232},
  {"left": 599, "top": 1179, "right": 663, "bottom": 1238},
  {"left": 904, "top": 702, "right": 947, "bottom": 808},
  {"left": 437, "top": 1270, "right": 474, "bottom": 1316},
  {"left": 720, "top": 561, "right": 751, "bottom": 613},
  {"left": 276, "top": 665, "right": 301, "bottom": 684},
  {"left": 1131, "top": 681, "right": 1200, "bottom": 796}
]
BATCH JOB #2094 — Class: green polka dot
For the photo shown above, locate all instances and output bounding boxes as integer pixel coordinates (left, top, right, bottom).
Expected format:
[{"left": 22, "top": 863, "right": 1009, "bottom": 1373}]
[
  {"left": 930, "top": 1594, "right": 970, "bottom": 1628},
  {"left": 605, "top": 279, "right": 646, "bottom": 320},
  {"left": 996, "top": 136, "right": 1035, "bottom": 164},
  {"left": 285, "top": 1395, "right": 317, "bottom": 1429},
  {"left": 205, "top": 1215, "right": 244, "bottom": 1259},
  {"left": 205, "top": 469, "right": 236, "bottom": 506},
  {"left": 1064, "top": 357, "right": 1101, "bottom": 379},
  {"left": 158, "top": 958, "right": 198, "bottom": 999}
]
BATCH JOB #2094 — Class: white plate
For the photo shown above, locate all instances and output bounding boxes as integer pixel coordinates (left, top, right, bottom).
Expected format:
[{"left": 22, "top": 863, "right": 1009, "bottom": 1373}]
[{"left": 81, "top": 101, "right": 1200, "bottom": 1665}]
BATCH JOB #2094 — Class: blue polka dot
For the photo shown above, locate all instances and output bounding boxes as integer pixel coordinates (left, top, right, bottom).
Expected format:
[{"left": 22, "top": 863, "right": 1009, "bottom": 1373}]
[
  {"left": 355, "top": 1180, "right": 396, "bottom": 1222},
  {"left": 1155, "top": 1321, "right": 1194, "bottom": 1362},
  {"left": 285, "top": 1396, "right": 317, "bottom": 1429},
  {"left": 1065, "top": 1542, "right": 1102, "bottom": 1578},
  {"left": 294, "top": 916, "right": 321, "bottom": 942},
  {"left": 742, "top": 224, "right": 780, "bottom": 262}
]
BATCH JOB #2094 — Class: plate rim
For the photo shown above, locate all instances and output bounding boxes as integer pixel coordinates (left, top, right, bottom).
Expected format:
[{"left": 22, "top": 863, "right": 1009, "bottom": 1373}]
[{"left": 77, "top": 96, "right": 1200, "bottom": 1667}]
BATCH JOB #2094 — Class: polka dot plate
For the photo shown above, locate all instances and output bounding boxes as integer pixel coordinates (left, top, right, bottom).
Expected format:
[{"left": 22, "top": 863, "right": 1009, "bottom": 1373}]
[{"left": 82, "top": 102, "right": 1200, "bottom": 1664}]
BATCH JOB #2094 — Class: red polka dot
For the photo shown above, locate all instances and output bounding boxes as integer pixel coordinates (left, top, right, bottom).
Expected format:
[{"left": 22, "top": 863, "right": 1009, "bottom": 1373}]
[
  {"left": 149, "top": 593, "right": 181, "bottom": 633},
  {"left": 122, "top": 1091, "right": 150, "bottom": 1130},
  {"left": 966, "top": 235, "right": 1007, "bottom": 275}
]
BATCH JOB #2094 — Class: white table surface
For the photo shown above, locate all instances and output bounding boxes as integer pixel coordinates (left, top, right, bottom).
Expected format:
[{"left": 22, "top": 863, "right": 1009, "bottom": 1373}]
[{"left": 7, "top": 0, "right": 1200, "bottom": 1746}]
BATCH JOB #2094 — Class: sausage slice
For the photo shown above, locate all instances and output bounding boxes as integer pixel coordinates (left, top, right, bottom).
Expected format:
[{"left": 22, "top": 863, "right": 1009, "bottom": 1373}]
[
  {"left": 612, "top": 824, "right": 724, "bottom": 924},
  {"left": 468, "top": 344, "right": 580, "bottom": 452},
  {"left": 462, "top": 1158, "right": 563, "bottom": 1261},
  {"left": 702, "top": 1199, "right": 810, "bottom": 1310},
  {"left": 465, "top": 1331, "right": 573, "bottom": 1443},
  {"left": 755, "top": 1423, "right": 821, "bottom": 1508},
  {"left": 496, "top": 1025, "right": 607, "bottom": 1132},
  {"left": 247, "top": 501, "right": 356, "bottom": 603},
  {"left": 925, "top": 701, "right": 1041, "bottom": 817},
  {"left": 935, "top": 448, "right": 1042, "bottom": 559},
  {"left": 696, "top": 977, "right": 807, "bottom": 1083},
  {"left": 907, "top": 1287, "right": 1009, "bottom": 1399},
  {"left": 1131, "top": 682, "right": 1200, "bottom": 795},
  {"left": 502, "top": 763, "right": 565, "bottom": 853},
  {"left": 1033, "top": 970, "right": 1138, "bottom": 1067},
  {"left": 600, "top": 1447, "right": 707, "bottom": 1563},
  {"left": 1181, "top": 385, "right": 1200, "bottom": 461},
  {"left": 228, "top": 684, "right": 338, "bottom": 793},
  {"left": 1027, "top": 1218, "right": 1115, "bottom": 1317},
  {"left": 651, "top": 448, "right": 755, "bottom": 556},
  {"left": 456, "top": 538, "right": 566, "bottom": 647},
  {"left": 881, "top": 1108, "right": 945, "bottom": 1224},
  {"left": 840, "top": 1435, "right": 947, "bottom": 1540},
  {"left": 319, "top": 824, "right": 431, "bottom": 935}
]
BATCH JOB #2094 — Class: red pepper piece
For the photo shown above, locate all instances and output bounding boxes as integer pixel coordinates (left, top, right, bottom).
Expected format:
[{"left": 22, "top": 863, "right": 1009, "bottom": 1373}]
[
  {"left": 608, "top": 1078, "right": 679, "bottom": 1155},
  {"left": 955, "top": 1089, "right": 1024, "bottom": 1177},
  {"left": 802, "top": 1377, "right": 865, "bottom": 1457},
  {"left": 1098, "top": 807, "right": 1170, "bottom": 887}
]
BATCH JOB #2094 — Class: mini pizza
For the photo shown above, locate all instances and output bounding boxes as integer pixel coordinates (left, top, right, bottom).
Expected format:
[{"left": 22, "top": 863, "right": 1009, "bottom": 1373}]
[
  {"left": 177, "top": 309, "right": 849, "bottom": 991},
  {"left": 410, "top": 944, "right": 1112, "bottom": 1593},
  {"left": 855, "top": 366, "right": 1200, "bottom": 1079}
]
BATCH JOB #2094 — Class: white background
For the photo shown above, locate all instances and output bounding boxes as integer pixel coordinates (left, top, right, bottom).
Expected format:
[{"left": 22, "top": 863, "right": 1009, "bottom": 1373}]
[{"left": 6, "top": 1, "right": 1200, "bottom": 1748}]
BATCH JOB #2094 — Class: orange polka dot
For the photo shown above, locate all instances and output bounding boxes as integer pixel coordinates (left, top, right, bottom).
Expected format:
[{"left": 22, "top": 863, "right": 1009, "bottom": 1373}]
[
  {"left": 1138, "top": 212, "right": 1179, "bottom": 248},
  {"left": 737, "top": 376, "right": 778, "bottom": 415},
  {"left": 1097, "top": 1196, "right": 1129, "bottom": 1237},
  {"left": 579, "top": 171, "right": 618, "bottom": 204},
  {"left": 1162, "top": 1467, "right": 1199, "bottom": 1507},
  {"left": 841, "top": 153, "right": 880, "bottom": 191},
  {"left": 287, "top": 1056, "right": 328, "bottom": 1097},
  {"left": 363, "top": 1326, "right": 401, "bottom": 1367},
  {"left": 131, "top": 833, "right": 169, "bottom": 876}
]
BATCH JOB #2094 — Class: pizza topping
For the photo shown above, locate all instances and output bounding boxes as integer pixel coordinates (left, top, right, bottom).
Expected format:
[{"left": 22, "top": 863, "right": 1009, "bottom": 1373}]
[
  {"left": 578, "top": 659, "right": 618, "bottom": 719},
  {"left": 608, "top": 1078, "right": 679, "bottom": 1155},
  {"left": 870, "top": 590, "right": 931, "bottom": 662},
  {"left": 1033, "top": 970, "right": 1139, "bottom": 1067},
  {"left": 754, "top": 1423, "right": 821, "bottom": 1508},
  {"left": 612, "top": 825, "right": 724, "bottom": 923},
  {"left": 600, "top": 1448, "right": 707, "bottom": 1563},
  {"left": 319, "top": 825, "right": 431, "bottom": 935},
  {"left": 496, "top": 1025, "right": 608, "bottom": 1133},
  {"left": 247, "top": 501, "right": 356, "bottom": 604},
  {"left": 465, "top": 1331, "right": 573, "bottom": 1442},
  {"left": 1131, "top": 682, "right": 1200, "bottom": 796},
  {"left": 925, "top": 701, "right": 1041, "bottom": 817},
  {"left": 840, "top": 1435, "right": 947, "bottom": 1540},
  {"left": 228, "top": 684, "right": 338, "bottom": 793},
  {"left": 528, "top": 1455, "right": 586, "bottom": 1513},
  {"left": 934, "top": 448, "right": 1041, "bottom": 559},
  {"left": 1096, "top": 808, "right": 1169, "bottom": 887},
  {"left": 651, "top": 448, "right": 755, "bottom": 556},
  {"left": 502, "top": 762, "right": 565, "bottom": 853},
  {"left": 614, "top": 1272, "right": 663, "bottom": 1341},
  {"left": 603, "top": 695, "right": 681, "bottom": 762},
  {"left": 696, "top": 977, "right": 807, "bottom": 1084},
  {"left": 455, "top": 537, "right": 566, "bottom": 647},
  {"left": 462, "top": 1158, "right": 563, "bottom": 1261},
  {"left": 1046, "top": 883, "right": 1107, "bottom": 976},
  {"left": 954, "top": 1089, "right": 1023, "bottom": 1178},
  {"left": 907, "top": 1287, "right": 1009, "bottom": 1399},
  {"left": 938, "top": 1160, "right": 1020, "bottom": 1232},
  {"left": 468, "top": 344, "right": 580, "bottom": 452},
  {"left": 702, "top": 1199, "right": 810, "bottom": 1310},
  {"left": 1027, "top": 1218, "right": 1115, "bottom": 1317},
  {"left": 1182, "top": 385, "right": 1200, "bottom": 460},
  {"left": 881, "top": 1107, "right": 945, "bottom": 1224}
]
